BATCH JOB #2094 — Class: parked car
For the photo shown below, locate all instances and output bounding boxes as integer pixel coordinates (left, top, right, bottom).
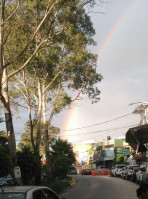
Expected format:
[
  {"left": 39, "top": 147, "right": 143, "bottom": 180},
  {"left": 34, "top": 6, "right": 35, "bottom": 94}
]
[
  {"left": 81, "top": 169, "right": 92, "bottom": 175},
  {"left": 0, "top": 186, "right": 65, "bottom": 199},
  {"left": 0, "top": 177, "right": 8, "bottom": 186},
  {"left": 68, "top": 167, "right": 77, "bottom": 175},
  {"left": 121, "top": 165, "right": 139, "bottom": 180},
  {"left": 142, "top": 169, "right": 148, "bottom": 184},
  {"left": 136, "top": 167, "right": 147, "bottom": 184},
  {"left": 0, "top": 176, "right": 16, "bottom": 186},
  {"left": 130, "top": 167, "right": 140, "bottom": 182},
  {"left": 110, "top": 164, "right": 125, "bottom": 177},
  {"left": 5, "top": 175, "right": 16, "bottom": 186}
]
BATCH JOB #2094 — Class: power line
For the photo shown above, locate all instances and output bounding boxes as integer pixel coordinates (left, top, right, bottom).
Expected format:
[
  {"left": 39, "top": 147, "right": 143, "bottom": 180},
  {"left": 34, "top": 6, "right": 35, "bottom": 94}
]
[
  {"left": 72, "top": 130, "right": 125, "bottom": 144},
  {"left": 70, "top": 125, "right": 135, "bottom": 144},
  {"left": 60, "top": 123, "right": 138, "bottom": 137},
  {"left": 61, "top": 113, "right": 132, "bottom": 132}
]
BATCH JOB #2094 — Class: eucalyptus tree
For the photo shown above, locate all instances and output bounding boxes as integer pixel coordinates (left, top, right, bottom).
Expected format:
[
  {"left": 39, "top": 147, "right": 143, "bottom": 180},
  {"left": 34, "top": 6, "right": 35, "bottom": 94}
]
[
  {"left": 1, "top": 0, "right": 103, "bottom": 181},
  {"left": 17, "top": 121, "right": 60, "bottom": 154},
  {"left": 0, "top": 0, "right": 99, "bottom": 166}
]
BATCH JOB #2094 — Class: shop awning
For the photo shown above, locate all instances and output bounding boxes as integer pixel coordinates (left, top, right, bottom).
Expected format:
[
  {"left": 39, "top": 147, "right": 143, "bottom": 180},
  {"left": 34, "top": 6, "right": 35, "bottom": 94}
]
[{"left": 126, "top": 124, "right": 148, "bottom": 151}]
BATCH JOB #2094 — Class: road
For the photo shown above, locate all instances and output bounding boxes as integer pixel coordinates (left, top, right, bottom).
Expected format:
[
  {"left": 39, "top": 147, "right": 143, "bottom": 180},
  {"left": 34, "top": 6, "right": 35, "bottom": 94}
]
[{"left": 61, "top": 175, "right": 139, "bottom": 199}]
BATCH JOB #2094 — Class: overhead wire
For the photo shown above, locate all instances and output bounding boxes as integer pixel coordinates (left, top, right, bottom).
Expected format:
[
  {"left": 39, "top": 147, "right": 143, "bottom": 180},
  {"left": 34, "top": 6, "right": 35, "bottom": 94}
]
[
  {"left": 61, "top": 112, "right": 132, "bottom": 132},
  {"left": 71, "top": 126, "right": 134, "bottom": 144},
  {"left": 60, "top": 123, "right": 139, "bottom": 143},
  {"left": 60, "top": 123, "right": 138, "bottom": 137}
]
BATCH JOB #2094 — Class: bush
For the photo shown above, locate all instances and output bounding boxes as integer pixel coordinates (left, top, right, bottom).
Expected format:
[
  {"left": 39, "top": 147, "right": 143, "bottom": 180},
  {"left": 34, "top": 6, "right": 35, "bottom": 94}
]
[
  {"left": 17, "top": 146, "right": 41, "bottom": 185},
  {"left": 41, "top": 178, "right": 70, "bottom": 194},
  {"left": 0, "top": 145, "right": 12, "bottom": 177},
  {"left": 52, "top": 156, "right": 70, "bottom": 179}
]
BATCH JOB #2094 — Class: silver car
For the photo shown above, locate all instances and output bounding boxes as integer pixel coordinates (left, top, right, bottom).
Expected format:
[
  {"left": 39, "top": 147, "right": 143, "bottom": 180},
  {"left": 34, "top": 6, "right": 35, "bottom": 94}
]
[
  {"left": 142, "top": 169, "right": 148, "bottom": 184},
  {"left": 0, "top": 186, "right": 65, "bottom": 199},
  {"left": 122, "top": 165, "right": 139, "bottom": 180}
]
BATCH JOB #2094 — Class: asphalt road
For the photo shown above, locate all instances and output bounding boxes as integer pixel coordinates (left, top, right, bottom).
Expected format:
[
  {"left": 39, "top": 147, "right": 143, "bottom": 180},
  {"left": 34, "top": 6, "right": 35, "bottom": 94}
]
[{"left": 61, "top": 175, "right": 139, "bottom": 199}]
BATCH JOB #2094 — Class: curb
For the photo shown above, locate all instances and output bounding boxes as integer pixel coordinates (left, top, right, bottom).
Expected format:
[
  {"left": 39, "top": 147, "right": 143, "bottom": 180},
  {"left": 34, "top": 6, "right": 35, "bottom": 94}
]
[{"left": 69, "top": 178, "right": 75, "bottom": 186}]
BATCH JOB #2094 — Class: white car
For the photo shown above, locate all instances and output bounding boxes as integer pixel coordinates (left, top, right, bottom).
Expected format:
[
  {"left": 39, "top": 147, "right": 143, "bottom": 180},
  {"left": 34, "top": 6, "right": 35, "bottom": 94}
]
[
  {"left": 121, "top": 165, "right": 139, "bottom": 180},
  {"left": 0, "top": 186, "right": 65, "bottom": 199},
  {"left": 110, "top": 164, "right": 125, "bottom": 177},
  {"left": 136, "top": 167, "right": 146, "bottom": 184}
]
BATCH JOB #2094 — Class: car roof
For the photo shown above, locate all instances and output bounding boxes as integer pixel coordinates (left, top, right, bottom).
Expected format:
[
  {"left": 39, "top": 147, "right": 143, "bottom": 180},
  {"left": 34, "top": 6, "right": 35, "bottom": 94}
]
[{"left": 0, "top": 186, "right": 52, "bottom": 193}]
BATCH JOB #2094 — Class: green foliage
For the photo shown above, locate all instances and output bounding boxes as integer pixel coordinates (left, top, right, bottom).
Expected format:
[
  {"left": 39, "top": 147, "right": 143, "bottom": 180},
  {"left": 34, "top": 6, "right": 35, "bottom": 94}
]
[
  {"left": 115, "top": 155, "right": 124, "bottom": 164},
  {"left": 0, "top": 133, "right": 12, "bottom": 177},
  {"left": 18, "top": 121, "right": 60, "bottom": 154},
  {"left": 49, "top": 179, "right": 70, "bottom": 194},
  {"left": 51, "top": 139, "right": 76, "bottom": 165},
  {"left": 51, "top": 139, "right": 76, "bottom": 179},
  {"left": 41, "top": 178, "right": 70, "bottom": 194},
  {"left": 17, "top": 146, "right": 41, "bottom": 185},
  {"left": 52, "top": 156, "right": 70, "bottom": 179},
  {"left": 0, "top": 148, "right": 12, "bottom": 177}
]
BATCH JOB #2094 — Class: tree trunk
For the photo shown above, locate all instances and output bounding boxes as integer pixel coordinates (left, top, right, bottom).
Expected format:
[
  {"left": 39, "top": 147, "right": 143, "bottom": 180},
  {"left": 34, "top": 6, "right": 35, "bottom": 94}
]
[
  {"left": 28, "top": 104, "right": 35, "bottom": 150},
  {"left": 42, "top": 80, "right": 52, "bottom": 181},
  {"left": 36, "top": 77, "right": 42, "bottom": 148},
  {"left": 0, "top": 1, "right": 16, "bottom": 166},
  {"left": 2, "top": 68, "right": 17, "bottom": 165}
]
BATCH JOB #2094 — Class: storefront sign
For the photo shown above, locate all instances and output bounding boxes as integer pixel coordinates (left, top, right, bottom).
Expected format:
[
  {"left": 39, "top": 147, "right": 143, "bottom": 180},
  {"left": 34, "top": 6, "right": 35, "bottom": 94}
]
[{"left": 117, "top": 148, "right": 130, "bottom": 156}]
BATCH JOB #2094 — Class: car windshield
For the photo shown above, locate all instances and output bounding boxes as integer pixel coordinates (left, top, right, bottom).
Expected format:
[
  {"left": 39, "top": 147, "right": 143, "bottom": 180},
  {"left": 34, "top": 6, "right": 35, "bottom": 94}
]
[{"left": 0, "top": 193, "right": 25, "bottom": 199}]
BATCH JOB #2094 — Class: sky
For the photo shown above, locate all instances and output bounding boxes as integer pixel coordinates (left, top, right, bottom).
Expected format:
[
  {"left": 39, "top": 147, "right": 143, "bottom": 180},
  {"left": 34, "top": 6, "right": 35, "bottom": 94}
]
[
  {"left": 1, "top": 0, "right": 148, "bottom": 146},
  {"left": 57, "top": 0, "right": 148, "bottom": 144}
]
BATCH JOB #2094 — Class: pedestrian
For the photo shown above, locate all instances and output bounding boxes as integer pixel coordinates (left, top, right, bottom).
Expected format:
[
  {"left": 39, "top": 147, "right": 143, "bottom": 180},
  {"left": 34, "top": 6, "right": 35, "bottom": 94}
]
[{"left": 137, "top": 183, "right": 148, "bottom": 199}]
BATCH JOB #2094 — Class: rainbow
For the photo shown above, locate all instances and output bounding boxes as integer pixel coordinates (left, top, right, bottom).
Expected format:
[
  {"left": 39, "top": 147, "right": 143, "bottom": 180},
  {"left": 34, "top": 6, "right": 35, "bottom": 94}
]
[
  {"left": 98, "top": 0, "right": 138, "bottom": 57},
  {"left": 61, "top": 101, "right": 78, "bottom": 141},
  {"left": 61, "top": 0, "right": 139, "bottom": 142}
]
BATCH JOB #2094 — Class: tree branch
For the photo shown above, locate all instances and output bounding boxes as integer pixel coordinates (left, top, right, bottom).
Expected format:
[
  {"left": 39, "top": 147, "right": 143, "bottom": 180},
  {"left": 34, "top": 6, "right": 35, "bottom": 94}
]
[
  {"left": 9, "top": 81, "right": 27, "bottom": 100},
  {"left": 43, "top": 66, "right": 66, "bottom": 93},
  {"left": 4, "top": 0, "right": 62, "bottom": 69},
  {"left": 7, "top": 37, "right": 46, "bottom": 79},
  {"left": 71, "top": 84, "right": 84, "bottom": 102},
  {"left": 2, "top": 0, "right": 20, "bottom": 26}
]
